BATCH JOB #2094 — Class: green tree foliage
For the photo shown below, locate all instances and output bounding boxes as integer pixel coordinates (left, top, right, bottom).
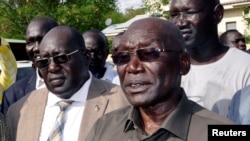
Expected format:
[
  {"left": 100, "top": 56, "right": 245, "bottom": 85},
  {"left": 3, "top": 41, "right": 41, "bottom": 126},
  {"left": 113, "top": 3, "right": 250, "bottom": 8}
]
[
  {"left": 100, "top": 8, "right": 126, "bottom": 26},
  {"left": 123, "top": 8, "right": 145, "bottom": 20},
  {"left": 0, "top": 0, "right": 121, "bottom": 39},
  {"left": 105, "top": 8, "right": 145, "bottom": 52},
  {"left": 143, "top": 0, "right": 169, "bottom": 19},
  {"left": 243, "top": 7, "right": 250, "bottom": 43},
  {"left": 243, "top": 7, "right": 250, "bottom": 26}
]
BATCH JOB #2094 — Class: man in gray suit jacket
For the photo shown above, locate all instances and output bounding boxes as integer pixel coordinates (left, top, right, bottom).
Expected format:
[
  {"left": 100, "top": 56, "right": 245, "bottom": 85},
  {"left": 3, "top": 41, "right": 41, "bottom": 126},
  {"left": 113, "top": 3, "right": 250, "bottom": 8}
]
[{"left": 6, "top": 26, "right": 129, "bottom": 141}]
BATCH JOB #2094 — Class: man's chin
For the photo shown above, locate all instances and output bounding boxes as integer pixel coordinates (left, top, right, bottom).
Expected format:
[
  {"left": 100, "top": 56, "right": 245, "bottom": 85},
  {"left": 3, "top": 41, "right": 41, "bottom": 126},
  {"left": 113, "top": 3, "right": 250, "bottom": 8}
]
[
  {"left": 184, "top": 40, "right": 194, "bottom": 48},
  {"left": 183, "top": 37, "right": 197, "bottom": 48}
]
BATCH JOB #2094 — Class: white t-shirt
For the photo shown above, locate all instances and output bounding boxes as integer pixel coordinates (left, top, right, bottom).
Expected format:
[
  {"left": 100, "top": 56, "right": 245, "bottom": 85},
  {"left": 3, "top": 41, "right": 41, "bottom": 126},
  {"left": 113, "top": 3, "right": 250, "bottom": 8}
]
[{"left": 181, "top": 47, "right": 250, "bottom": 117}]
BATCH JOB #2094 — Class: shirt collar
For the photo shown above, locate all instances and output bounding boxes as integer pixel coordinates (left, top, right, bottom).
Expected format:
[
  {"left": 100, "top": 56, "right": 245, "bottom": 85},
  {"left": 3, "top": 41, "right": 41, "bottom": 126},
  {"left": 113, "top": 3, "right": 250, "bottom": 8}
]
[{"left": 124, "top": 89, "right": 191, "bottom": 140}]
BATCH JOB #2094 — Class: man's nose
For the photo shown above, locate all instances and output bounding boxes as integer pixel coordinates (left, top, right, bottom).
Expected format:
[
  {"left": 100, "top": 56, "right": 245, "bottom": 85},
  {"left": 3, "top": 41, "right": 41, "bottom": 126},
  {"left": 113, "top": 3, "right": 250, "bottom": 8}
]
[{"left": 174, "top": 12, "right": 189, "bottom": 27}]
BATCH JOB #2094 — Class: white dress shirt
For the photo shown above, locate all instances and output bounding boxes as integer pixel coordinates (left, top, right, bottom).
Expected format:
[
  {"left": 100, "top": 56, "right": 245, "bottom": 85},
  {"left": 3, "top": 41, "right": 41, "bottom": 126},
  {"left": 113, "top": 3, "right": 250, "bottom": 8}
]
[{"left": 39, "top": 72, "right": 92, "bottom": 141}]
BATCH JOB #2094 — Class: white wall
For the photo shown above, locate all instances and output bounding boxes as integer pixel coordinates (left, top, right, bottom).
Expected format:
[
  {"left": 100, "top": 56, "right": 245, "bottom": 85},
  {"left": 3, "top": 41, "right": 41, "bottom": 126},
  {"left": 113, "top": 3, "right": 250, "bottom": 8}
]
[{"left": 218, "top": 7, "right": 249, "bottom": 35}]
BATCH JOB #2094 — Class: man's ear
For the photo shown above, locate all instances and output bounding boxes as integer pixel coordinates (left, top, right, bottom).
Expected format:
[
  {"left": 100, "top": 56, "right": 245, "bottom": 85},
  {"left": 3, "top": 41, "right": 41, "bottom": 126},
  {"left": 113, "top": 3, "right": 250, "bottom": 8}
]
[
  {"left": 213, "top": 4, "right": 224, "bottom": 24},
  {"left": 180, "top": 52, "right": 190, "bottom": 75}
]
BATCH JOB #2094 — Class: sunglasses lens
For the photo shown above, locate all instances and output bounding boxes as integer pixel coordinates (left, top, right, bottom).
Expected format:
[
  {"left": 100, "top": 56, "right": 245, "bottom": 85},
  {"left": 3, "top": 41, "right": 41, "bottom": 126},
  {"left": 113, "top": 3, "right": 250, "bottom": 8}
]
[
  {"left": 53, "top": 55, "right": 68, "bottom": 64},
  {"left": 137, "top": 48, "right": 160, "bottom": 61},
  {"left": 35, "top": 50, "right": 79, "bottom": 70},
  {"left": 35, "top": 59, "right": 49, "bottom": 69},
  {"left": 112, "top": 52, "right": 130, "bottom": 65},
  {"left": 235, "top": 39, "right": 245, "bottom": 43}
]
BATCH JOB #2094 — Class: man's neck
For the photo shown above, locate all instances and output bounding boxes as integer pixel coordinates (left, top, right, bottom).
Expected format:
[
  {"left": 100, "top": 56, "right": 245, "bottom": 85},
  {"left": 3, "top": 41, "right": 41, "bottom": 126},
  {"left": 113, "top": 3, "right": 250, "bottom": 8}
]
[
  {"left": 139, "top": 89, "right": 181, "bottom": 135},
  {"left": 188, "top": 39, "right": 229, "bottom": 65},
  {"left": 90, "top": 67, "right": 106, "bottom": 79}
]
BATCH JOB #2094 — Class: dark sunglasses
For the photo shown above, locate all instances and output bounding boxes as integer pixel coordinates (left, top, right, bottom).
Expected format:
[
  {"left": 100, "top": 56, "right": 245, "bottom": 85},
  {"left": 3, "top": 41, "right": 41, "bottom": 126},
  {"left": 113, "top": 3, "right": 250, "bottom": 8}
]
[
  {"left": 233, "top": 38, "right": 245, "bottom": 43},
  {"left": 85, "top": 49, "right": 105, "bottom": 59},
  {"left": 35, "top": 50, "right": 79, "bottom": 69},
  {"left": 111, "top": 47, "right": 182, "bottom": 65}
]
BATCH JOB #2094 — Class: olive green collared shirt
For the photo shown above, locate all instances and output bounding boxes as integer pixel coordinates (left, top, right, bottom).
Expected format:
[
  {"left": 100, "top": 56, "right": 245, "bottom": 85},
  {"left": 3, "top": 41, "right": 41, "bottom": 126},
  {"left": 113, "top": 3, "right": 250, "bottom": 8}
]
[{"left": 86, "top": 90, "right": 234, "bottom": 141}]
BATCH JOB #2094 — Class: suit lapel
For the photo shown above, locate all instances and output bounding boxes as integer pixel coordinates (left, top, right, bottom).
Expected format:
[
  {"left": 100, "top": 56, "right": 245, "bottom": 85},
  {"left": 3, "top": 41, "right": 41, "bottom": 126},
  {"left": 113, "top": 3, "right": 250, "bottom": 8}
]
[
  {"left": 78, "top": 78, "right": 109, "bottom": 140},
  {"left": 17, "top": 88, "right": 48, "bottom": 141}
]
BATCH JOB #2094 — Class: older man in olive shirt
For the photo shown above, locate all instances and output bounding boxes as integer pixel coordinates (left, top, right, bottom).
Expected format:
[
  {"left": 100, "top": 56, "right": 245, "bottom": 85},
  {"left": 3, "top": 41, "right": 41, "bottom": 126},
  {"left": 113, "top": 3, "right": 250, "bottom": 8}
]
[{"left": 86, "top": 18, "right": 234, "bottom": 141}]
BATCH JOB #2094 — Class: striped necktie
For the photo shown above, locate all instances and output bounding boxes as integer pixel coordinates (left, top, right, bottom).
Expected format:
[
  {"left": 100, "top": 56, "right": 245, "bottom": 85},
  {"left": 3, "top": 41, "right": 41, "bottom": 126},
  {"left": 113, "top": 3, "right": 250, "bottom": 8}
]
[{"left": 47, "top": 101, "right": 73, "bottom": 141}]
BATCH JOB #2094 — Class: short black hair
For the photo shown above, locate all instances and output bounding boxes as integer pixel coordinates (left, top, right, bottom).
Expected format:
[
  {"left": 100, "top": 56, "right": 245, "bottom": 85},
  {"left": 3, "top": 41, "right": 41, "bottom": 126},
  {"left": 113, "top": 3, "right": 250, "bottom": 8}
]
[
  {"left": 83, "top": 29, "right": 108, "bottom": 48},
  {"left": 27, "top": 16, "right": 58, "bottom": 33},
  {"left": 219, "top": 29, "right": 240, "bottom": 44}
]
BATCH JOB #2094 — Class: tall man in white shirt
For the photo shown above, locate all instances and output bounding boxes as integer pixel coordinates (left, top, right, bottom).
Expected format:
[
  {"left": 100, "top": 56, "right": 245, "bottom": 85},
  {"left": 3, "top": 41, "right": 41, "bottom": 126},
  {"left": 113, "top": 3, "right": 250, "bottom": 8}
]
[
  {"left": 169, "top": 0, "right": 250, "bottom": 117},
  {"left": 6, "top": 26, "right": 129, "bottom": 141}
]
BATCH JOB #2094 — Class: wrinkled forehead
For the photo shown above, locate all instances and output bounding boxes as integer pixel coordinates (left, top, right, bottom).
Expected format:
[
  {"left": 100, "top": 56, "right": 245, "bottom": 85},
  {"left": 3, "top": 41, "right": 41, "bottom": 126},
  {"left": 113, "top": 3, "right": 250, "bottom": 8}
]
[
  {"left": 119, "top": 28, "right": 184, "bottom": 52},
  {"left": 170, "top": 0, "right": 211, "bottom": 10},
  {"left": 39, "top": 38, "right": 64, "bottom": 52},
  {"left": 39, "top": 37, "right": 77, "bottom": 54},
  {"left": 120, "top": 29, "right": 163, "bottom": 48}
]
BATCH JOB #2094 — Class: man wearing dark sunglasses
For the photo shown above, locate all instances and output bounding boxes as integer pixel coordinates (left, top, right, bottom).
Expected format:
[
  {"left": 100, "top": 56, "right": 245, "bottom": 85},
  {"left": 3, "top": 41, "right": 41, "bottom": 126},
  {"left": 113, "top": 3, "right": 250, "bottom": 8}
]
[
  {"left": 1, "top": 16, "right": 58, "bottom": 117},
  {"left": 82, "top": 30, "right": 119, "bottom": 85},
  {"left": 169, "top": 0, "right": 250, "bottom": 118},
  {"left": 6, "top": 26, "right": 129, "bottom": 141},
  {"left": 219, "top": 29, "right": 247, "bottom": 52},
  {"left": 86, "top": 18, "right": 234, "bottom": 141}
]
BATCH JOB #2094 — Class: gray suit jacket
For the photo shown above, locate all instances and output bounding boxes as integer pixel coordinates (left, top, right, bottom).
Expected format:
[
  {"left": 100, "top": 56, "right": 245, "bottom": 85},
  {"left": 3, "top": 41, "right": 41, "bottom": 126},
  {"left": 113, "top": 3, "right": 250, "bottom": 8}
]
[{"left": 6, "top": 77, "right": 130, "bottom": 141}]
